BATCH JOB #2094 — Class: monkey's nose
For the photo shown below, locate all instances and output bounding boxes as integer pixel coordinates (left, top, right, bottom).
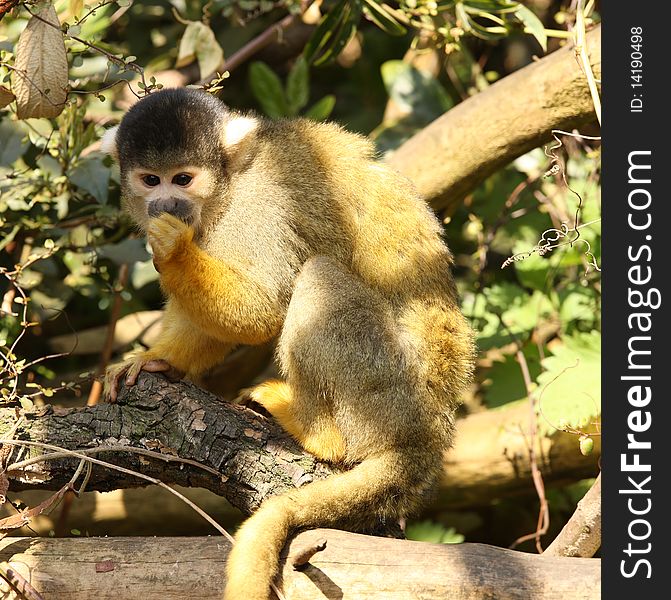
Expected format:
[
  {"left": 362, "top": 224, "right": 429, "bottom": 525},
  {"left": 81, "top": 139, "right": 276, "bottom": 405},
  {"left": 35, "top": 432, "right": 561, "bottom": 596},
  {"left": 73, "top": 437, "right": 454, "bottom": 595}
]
[{"left": 148, "top": 197, "right": 193, "bottom": 223}]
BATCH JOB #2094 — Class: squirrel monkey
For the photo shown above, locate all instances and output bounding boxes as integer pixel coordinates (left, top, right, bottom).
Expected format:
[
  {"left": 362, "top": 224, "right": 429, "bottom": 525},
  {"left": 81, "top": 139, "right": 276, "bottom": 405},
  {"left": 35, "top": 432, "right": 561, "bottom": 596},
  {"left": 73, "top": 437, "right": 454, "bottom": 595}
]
[{"left": 102, "top": 88, "right": 475, "bottom": 600}]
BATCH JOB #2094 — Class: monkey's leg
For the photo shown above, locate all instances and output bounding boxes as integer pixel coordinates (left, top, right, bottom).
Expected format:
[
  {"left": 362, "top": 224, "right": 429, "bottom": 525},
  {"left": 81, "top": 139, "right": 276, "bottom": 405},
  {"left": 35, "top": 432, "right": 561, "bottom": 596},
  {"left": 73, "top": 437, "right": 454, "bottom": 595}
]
[
  {"left": 243, "top": 380, "right": 347, "bottom": 463},
  {"left": 104, "top": 300, "right": 231, "bottom": 401},
  {"left": 146, "top": 214, "right": 283, "bottom": 345},
  {"left": 270, "top": 256, "right": 417, "bottom": 464},
  {"left": 225, "top": 257, "right": 431, "bottom": 600}
]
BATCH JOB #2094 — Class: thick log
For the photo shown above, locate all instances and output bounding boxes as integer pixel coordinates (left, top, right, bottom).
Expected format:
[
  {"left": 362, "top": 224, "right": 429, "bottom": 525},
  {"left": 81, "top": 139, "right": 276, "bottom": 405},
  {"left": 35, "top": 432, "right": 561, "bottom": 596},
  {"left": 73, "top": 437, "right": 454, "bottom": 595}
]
[
  {"left": 441, "top": 402, "right": 601, "bottom": 508},
  {"left": 389, "top": 26, "right": 601, "bottom": 211},
  {"left": 0, "top": 530, "right": 600, "bottom": 599},
  {"left": 0, "top": 373, "right": 599, "bottom": 511}
]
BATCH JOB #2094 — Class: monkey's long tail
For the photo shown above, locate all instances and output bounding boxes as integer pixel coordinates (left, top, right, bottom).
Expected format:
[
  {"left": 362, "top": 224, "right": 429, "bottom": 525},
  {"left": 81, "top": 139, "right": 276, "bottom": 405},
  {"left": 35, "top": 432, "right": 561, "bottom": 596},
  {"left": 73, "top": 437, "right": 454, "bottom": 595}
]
[{"left": 222, "top": 448, "right": 440, "bottom": 600}]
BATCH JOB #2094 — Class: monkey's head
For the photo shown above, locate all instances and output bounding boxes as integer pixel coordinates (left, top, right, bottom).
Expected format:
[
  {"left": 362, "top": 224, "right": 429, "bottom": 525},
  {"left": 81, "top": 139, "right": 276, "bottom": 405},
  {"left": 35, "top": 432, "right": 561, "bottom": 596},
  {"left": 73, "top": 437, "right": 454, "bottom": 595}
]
[{"left": 101, "top": 88, "right": 258, "bottom": 231}]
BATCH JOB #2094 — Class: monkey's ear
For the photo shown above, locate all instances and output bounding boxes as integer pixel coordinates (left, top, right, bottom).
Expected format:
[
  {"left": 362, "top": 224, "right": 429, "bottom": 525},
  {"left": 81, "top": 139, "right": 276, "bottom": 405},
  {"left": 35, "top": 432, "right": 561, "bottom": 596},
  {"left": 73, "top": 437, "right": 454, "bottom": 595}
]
[
  {"left": 221, "top": 115, "right": 258, "bottom": 151},
  {"left": 100, "top": 125, "right": 119, "bottom": 159}
]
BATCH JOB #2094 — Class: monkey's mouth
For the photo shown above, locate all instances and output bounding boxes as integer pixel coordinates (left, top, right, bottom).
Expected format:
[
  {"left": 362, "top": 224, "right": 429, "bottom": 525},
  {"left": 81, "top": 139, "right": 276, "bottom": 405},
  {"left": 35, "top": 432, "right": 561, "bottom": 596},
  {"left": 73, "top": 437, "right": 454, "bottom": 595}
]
[{"left": 147, "top": 197, "right": 195, "bottom": 224}]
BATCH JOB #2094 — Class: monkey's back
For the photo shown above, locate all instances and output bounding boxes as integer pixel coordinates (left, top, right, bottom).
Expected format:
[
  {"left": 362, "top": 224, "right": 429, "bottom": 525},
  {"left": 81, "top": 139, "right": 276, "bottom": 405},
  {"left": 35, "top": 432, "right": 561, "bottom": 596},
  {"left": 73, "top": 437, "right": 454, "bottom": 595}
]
[{"left": 256, "top": 119, "right": 475, "bottom": 430}]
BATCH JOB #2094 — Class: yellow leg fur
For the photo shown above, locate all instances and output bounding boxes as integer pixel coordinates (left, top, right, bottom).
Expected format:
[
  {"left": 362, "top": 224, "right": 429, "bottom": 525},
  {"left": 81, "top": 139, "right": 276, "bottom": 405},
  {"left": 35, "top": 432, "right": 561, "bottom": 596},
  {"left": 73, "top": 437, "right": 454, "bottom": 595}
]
[{"left": 248, "top": 380, "right": 346, "bottom": 463}]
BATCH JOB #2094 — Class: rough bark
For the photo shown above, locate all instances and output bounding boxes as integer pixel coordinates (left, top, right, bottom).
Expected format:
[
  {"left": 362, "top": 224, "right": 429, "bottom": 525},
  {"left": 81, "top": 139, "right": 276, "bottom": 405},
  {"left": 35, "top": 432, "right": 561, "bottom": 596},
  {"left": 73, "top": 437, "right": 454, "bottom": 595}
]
[
  {"left": 0, "top": 530, "right": 600, "bottom": 599},
  {"left": 388, "top": 26, "right": 601, "bottom": 212},
  {"left": 2, "top": 373, "right": 333, "bottom": 516},
  {"left": 544, "top": 473, "right": 601, "bottom": 557},
  {"left": 1, "top": 373, "right": 599, "bottom": 510}
]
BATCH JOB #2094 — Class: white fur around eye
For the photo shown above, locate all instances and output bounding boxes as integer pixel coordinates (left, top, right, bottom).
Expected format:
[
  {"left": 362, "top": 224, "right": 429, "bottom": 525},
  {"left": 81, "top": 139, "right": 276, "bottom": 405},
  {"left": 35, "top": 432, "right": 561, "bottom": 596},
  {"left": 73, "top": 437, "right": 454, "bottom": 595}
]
[
  {"left": 100, "top": 125, "right": 119, "bottom": 157},
  {"left": 223, "top": 116, "right": 258, "bottom": 148}
]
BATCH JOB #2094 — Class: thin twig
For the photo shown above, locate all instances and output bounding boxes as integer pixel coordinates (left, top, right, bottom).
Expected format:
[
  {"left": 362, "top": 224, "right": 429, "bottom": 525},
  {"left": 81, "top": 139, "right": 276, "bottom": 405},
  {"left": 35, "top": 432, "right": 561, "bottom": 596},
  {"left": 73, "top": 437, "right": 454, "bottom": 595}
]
[
  {"left": 0, "top": 561, "right": 45, "bottom": 600},
  {"left": 574, "top": 0, "right": 600, "bottom": 124},
  {"left": 1, "top": 438, "right": 288, "bottom": 600},
  {"left": 197, "top": 3, "right": 315, "bottom": 87},
  {"left": 509, "top": 349, "right": 549, "bottom": 552},
  {"left": 87, "top": 263, "right": 129, "bottom": 406},
  {"left": 1, "top": 438, "right": 232, "bottom": 538},
  {"left": 7, "top": 445, "right": 222, "bottom": 479}
]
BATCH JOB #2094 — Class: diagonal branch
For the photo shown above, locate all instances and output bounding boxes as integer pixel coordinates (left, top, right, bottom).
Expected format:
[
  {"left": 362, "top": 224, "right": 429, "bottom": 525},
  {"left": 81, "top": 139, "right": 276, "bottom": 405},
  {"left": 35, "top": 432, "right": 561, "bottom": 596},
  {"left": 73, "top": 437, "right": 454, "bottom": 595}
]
[
  {"left": 389, "top": 26, "right": 601, "bottom": 211},
  {"left": 0, "top": 372, "right": 600, "bottom": 511},
  {"left": 544, "top": 472, "right": 601, "bottom": 557},
  {"left": 2, "top": 373, "right": 334, "bottom": 516}
]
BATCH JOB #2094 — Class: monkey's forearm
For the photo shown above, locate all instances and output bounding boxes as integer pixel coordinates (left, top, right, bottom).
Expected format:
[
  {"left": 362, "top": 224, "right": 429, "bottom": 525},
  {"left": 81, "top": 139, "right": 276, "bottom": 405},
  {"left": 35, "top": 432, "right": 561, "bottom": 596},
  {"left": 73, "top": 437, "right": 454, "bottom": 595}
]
[
  {"left": 157, "top": 238, "right": 283, "bottom": 345},
  {"left": 148, "top": 319, "right": 233, "bottom": 377}
]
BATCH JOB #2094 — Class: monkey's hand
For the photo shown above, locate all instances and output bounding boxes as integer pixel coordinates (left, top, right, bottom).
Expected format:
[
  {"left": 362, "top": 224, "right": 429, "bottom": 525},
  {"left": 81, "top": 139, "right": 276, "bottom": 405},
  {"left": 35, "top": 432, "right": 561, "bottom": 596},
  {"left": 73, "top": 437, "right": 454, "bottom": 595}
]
[
  {"left": 103, "top": 352, "right": 184, "bottom": 403},
  {"left": 147, "top": 213, "right": 194, "bottom": 266}
]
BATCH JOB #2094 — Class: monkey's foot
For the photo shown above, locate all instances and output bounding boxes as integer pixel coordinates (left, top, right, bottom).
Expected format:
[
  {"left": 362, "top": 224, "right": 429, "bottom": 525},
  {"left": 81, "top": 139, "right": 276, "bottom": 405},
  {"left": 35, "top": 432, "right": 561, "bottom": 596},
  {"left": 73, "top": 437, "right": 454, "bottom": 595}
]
[
  {"left": 147, "top": 213, "right": 194, "bottom": 263},
  {"left": 232, "top": 386, "right": 273, "bottom": 417},
  {"left": 103, "top": 354, "right": 184, "bottom": 402},
  {"left": 235, "top": 381, "right": 347, "bottom": 462}
]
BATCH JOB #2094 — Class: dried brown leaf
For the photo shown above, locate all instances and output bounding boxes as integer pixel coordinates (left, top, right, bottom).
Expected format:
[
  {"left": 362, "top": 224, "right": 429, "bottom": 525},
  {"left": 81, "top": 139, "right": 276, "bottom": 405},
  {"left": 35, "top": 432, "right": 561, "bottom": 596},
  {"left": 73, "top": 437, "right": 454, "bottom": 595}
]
[
  {"left": 175, "top": 21, "right": 223, "bottom": 80},
  {"left": 13, "top": 2, "right": 68, "bottom": 119},
  {"left": 0, "top": 86, "right": 15, "bottom": 108},
  {"left": 0, "top": 482, "right": 70, "bottom": 530}
]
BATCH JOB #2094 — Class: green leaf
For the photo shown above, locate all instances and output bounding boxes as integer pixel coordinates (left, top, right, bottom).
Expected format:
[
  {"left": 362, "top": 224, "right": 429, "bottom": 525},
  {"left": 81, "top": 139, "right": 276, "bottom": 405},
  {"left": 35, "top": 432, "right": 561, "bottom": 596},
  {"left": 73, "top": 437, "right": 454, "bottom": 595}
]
[
  {"left": 513, "top": 240, "right": 551, "bottom": 290},
  {"left": 0, "top": 120, "right": 29, "bottom": 166},
  {"left": 304, "top": 0, "right": 349, "bottom": 64},
  {"left": 481, "top": 344, "right": 543, "bottom": 409},
  {"left": 462, "top": 0, "right": 519, "bottom": 12},
  {"left": 464, "top": 283, "right": 555, "bottom": 350},
  {"left": 131, "top": 258, "right": 160, "bottom": 289},
  {"left": 69, "top": 157, "right": 110, "bottom": 204},
  {"left": 406, "top": 520, "right": 464, "bottom": 544},
  {"left": 286, "top": 56, "right": 310, "bottom": 115},
  {"left": 380, "top": 61, "right": 453, "bottom": 123},
  {"left": 514, "top": 4, "right": 547, "bottom": 52},
  {"left": 481, "top": 282, "right": 527, "bottom": 313},
  {"left": 536, "top": 331, "right": 601, "bottom": 435},
  {"left": 499, "top": 289, "right": 554, "bottom": 333},
  {"left": 362, "top": 0, "right": 407, "bottom": 36},
  {"left": 304, "top": 95, "right": 336, "bottom": 121},
  {"left": 558, "top": 284, "right": 599, "bottom": 332},
  {"left": 304, "top": 0, "right": 361, "bottom": 66},
  {"left": 248, "top": 62, "right": 289, "bottom": 118},
  {"left": 98, "top": 239, "right": 151, "bottom": 266}
]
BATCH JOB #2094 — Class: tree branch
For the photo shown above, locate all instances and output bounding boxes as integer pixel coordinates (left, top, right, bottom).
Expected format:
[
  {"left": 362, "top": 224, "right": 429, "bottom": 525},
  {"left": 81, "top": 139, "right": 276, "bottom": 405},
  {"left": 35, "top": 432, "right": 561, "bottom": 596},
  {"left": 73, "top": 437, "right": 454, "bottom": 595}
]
[
  {"left": 1, "top": 373, "right": 599, "bottom": 510},
  {"left": 544, "top": 473, "right": 601, "bottom": 557},
  {"left": 3, "top": 373, "right": 334, "bottom": 516},
  {"left": 388, "top": 26, "right": 601, "bottom": 211}
]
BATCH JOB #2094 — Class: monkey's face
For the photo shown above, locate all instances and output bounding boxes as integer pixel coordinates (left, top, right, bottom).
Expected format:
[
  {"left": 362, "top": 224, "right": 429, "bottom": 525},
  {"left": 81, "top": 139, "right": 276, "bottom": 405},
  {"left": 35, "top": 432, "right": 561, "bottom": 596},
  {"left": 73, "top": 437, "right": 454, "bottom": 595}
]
[
  {"left": 100, "top": 88, "right": 259, "bottom": 232},
  {"left": 121, "top": 164, "right": 216, "bottom": 230}
]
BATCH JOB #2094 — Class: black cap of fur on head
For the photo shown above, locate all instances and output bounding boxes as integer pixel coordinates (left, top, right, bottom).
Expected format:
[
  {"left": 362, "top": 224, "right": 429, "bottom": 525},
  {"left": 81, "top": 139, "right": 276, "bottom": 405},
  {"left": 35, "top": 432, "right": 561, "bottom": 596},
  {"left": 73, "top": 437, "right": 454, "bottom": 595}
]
[{"left": 115, "top": 88, "right": 229, "bottom": 172}]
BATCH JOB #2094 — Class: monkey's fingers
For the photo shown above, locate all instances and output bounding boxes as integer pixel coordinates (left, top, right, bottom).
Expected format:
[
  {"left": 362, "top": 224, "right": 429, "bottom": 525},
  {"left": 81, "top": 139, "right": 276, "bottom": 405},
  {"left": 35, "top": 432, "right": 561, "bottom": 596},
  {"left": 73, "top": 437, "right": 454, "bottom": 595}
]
[
  {"left": 124, "top": 359, "right": 184, "bottom": 386},
  {"left": 147, "top": 214, "right": 193, "bottom": 263},
  {"left": 103, "top": 362, "right": 131, "bottom": 403},
  {"left": 141, "top": 359, "right": 185, "bottom": 382}
]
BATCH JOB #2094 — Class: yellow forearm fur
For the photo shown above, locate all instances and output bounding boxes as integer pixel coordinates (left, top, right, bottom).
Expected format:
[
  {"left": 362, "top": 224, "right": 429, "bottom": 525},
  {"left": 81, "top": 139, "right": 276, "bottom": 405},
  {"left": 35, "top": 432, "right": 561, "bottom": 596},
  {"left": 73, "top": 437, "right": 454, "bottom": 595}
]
[{"left": 151, "top": 215, "right": 282, "bottom": 345}]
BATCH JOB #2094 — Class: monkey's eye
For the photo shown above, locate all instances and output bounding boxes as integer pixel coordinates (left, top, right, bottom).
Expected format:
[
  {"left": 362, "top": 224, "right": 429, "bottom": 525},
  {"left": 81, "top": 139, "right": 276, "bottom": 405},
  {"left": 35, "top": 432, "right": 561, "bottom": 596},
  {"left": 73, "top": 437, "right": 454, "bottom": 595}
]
[
  {"left": 172, "top": 173, "right": 193, "bottom": 186},
  {"left": 142, "top": 175, "right": 161, "bottom": 187}
]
